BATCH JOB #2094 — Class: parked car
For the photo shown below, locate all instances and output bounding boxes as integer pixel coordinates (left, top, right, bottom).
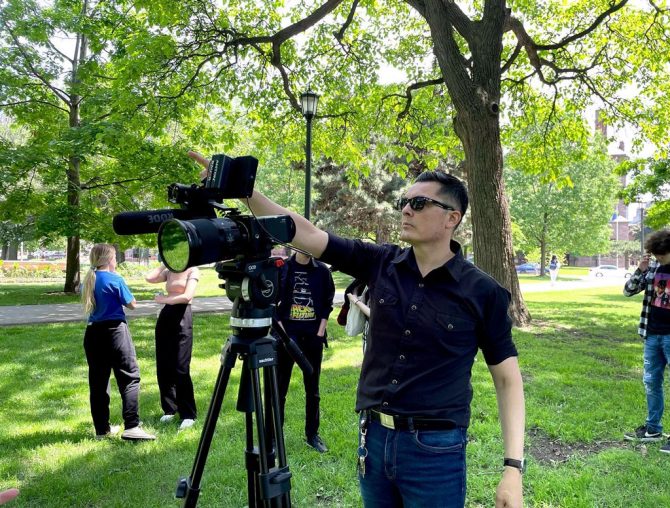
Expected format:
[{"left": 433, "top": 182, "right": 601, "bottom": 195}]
[
  {"left": 515, "top": 262, "right": 548, "bottom": 275},
  {"left": 589, "top": 265, "right": 632, "bottom": 278}
]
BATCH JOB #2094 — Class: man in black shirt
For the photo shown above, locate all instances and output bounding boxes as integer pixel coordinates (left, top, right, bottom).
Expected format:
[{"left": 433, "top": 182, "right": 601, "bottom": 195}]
[
  {"left": 276, "top": 251, "right": 335, "bottom": 453},
  {"left": 189, "top": 151, "right": 525, "bottom": 508},
  {"left": 623, "top": 229, "right": 670, "bottom": 453}
]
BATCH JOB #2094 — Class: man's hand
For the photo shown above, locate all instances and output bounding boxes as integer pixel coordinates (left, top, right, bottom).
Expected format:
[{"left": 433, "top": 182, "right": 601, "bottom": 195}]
[
  {"left": 0, "top": 488, "right": 19, "bottom": 505},
  {"left": 188, "top": 150, "right": 210, "bottom": 179},
  {"left": 639, "top": 254, "right": 651, "bottom": 272},
  {"left": 495, "top": 467, "right": 523, "bottom": 507}
]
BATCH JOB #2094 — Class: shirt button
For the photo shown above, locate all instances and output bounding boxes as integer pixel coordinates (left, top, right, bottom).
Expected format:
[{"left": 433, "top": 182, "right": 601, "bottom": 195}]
[
  {"left": 399, "top": 355, "right": 405, "bottom": 361},
  {"left": 418, "top": 283, "right": 424, "bottom": 288},
  {"left": 447, "top": 323, "right": 454, "bottom": 330},
  {"left": 392, "top": 379, "right": 398, "bottom": 385},
  {"left": 379, "top": 298, "right": 385, "bottom": 304},
  {"left": 382, "top": 402, "right": 389, "bottom": 407},
  {"left": 411, "top": 305, "right": 417, "bottom": 311},
  {"left": 404, "top": 330, "right": 411, "bottom": 336}
]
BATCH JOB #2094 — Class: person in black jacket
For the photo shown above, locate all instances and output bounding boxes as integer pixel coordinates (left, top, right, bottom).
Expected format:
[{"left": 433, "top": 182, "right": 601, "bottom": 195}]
[{"left": 275, "top": 250, "right": 335, "bottom": 453}]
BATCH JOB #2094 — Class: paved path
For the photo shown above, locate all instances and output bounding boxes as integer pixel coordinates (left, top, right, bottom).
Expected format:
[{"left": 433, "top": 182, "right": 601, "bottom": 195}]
[
  {"left": 0, "top": 276, "right": 626, "bottom": 326},
  {"left": 0, "top": 293, "right": 346, "bottom": 326},
  {"left": 519, "top": 276, "right": 626, "bottom": 293}
]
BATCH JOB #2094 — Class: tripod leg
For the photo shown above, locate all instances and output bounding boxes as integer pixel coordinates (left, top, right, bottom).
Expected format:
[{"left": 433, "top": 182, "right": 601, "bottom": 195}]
[
  {"left": 244, "top": 352, "right": 292, "bottom": 507},
  {"left": 243, "top": 363, "right": 288, "bottom": 508},
  {"left": 178, "top": 339, "right": 237, "bottom": 508},
  {"left": 264, "top": 364, "right": 291, "bottom": 508}
]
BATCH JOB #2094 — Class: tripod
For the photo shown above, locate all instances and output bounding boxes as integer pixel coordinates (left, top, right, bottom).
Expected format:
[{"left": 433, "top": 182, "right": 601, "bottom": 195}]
[{"left": 176, "top": 257, "right": 311, "bottom": 508}]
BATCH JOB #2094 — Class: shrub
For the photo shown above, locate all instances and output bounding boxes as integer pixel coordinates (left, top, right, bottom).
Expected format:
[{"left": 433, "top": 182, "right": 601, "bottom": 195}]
[
  {"left": 0, "top": 261, "right": 65, "bottom": 279},
  {"left": 117, "top": 261, "right": 156, "bottom": 278}
]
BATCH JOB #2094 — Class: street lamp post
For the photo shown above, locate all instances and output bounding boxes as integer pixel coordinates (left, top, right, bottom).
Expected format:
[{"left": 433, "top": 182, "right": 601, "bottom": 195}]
[
  {"left": 300, "top": 90, "right": 319, "bottom": 220},
  {"left": 640, "top": 204, "right": 645, "bottom": 255}
]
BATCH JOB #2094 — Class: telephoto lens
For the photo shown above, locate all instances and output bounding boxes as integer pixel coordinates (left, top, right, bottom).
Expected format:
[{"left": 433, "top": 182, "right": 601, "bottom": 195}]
[{"left": 158, "top": 218, "right": 243, "bottom": 272}]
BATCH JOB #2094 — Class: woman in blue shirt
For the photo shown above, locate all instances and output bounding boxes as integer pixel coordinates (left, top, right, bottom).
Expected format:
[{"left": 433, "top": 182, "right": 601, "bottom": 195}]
[{"left": 81, "top": 243, "right": 155, "bottom": 441}]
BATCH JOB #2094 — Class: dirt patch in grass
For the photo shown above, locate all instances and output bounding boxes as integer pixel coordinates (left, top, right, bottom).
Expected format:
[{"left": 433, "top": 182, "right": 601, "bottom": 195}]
[{"left": 528, "top": 426, "right": 629, "bottom": 465}]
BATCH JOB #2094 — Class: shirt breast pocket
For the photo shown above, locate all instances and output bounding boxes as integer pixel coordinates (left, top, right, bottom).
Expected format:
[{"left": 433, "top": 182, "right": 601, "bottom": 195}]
[
  {"left": 369, "top": 286, "right": 400, "bottom": 326},
  {"left": 435, "top": 313, "right": 477, "bottom": 347}
]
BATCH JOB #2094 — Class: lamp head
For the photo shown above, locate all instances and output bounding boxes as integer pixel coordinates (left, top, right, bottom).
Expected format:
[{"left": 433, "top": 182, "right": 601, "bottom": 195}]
[{"left": 300, "top": 90, "right": 319, "bottom": 119}]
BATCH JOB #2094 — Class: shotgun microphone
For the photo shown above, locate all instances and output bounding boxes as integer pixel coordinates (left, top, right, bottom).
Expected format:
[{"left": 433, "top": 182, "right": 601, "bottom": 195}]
[{"left": 112, "top": 209, "right": 195, "bottom": 235}]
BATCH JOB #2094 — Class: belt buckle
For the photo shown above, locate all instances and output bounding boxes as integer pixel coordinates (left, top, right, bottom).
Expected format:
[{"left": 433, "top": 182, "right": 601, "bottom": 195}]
[{"left": 379, "top": 412, "right": 395, "bottom": 430}]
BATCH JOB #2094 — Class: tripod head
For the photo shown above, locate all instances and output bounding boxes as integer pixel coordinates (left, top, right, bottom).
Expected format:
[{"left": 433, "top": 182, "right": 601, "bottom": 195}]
[{"left": 216, "top": 257, "right": 313, "bottom": 375}]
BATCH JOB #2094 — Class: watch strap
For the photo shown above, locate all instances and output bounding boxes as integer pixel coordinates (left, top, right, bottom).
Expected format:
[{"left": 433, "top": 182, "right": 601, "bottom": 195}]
[{"left": 503, "top": 457, "right": 525, "bottom": 473}]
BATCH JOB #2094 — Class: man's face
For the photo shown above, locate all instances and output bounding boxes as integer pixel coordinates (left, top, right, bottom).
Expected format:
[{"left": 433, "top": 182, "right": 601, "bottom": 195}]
[
  {"left": 654, "top": 252, "right": 670, "bottom": 265},
  {"left": 399, "top": 181, "right": 461, "bottom": 245}
]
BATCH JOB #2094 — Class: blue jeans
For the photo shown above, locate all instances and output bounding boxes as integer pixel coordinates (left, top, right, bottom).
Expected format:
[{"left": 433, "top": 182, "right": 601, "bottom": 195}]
[
  {"left": 359, "top": 420, "right": 468, "bottom": 508},
  {"left": 643, "top": 334, "right": 670, "bottom": 433}
]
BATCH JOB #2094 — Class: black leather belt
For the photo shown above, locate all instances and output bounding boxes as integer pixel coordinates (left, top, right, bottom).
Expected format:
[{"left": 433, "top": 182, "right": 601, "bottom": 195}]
[{"left": 367, "top": 409, "right": 457, "bottom": 431}]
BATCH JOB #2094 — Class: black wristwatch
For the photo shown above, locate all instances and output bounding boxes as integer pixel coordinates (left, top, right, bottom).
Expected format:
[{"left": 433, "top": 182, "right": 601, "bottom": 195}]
[{"left": 503, "top": 457, "right": 526, "bottom": 474}]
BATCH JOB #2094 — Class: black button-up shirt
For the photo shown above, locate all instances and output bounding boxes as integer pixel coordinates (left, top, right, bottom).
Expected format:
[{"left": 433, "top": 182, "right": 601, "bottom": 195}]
[{"left": 320, "top": 233, "right": 517, "bottom": 428}]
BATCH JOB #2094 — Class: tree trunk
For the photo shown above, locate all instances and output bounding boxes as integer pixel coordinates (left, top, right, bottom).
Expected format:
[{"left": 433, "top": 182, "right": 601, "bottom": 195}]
[
  {"left": 63, "top": 5, "right": 88, "bottom": 294},
  {"left": 421, "top": 0, "right": 531, "bottom": 325},
  {"left": 455, "top": 114, "right": 531, "bottom": 325},
  {"left": 7, "top": 242, "right": 18, "bottom": 260},
  {"left": 64, "top": 155, "right": 81, "bottom": 294},
  {"left": 540, "top": 213, "right": 548, "bottom": 277},
  {"left": 115, "top": 244, "right": 126, "bottom": 264}
]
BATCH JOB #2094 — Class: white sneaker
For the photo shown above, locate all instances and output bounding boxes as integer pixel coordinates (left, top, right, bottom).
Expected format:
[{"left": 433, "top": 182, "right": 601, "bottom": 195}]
[
  {"left": 95, "top": 424, "right": 121, "bottom": 440},
  {"left": 179, "top": 419, "right": 195, "bottom": 430},
  {"left": 159, "top": 414, "right": 176, "bottom": 423},
  {"left": 121, "top": 426, "right": 156, "bottom": 441}
]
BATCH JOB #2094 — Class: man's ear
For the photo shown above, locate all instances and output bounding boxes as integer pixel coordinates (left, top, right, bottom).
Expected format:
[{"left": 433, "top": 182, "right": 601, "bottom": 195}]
[{"left": 446, "top": 211, "right": 462, "bottom": 229}]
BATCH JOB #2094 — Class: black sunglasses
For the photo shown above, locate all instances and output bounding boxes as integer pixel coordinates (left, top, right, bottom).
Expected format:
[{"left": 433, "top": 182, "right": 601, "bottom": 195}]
[{"left": 396, "top": 196, "right": 455, "bottom": 212}]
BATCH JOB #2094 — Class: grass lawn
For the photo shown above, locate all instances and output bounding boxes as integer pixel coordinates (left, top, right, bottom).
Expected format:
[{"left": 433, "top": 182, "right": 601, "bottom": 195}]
[{"left": 1, "top": 286, "right": 668, "bottom": 507}]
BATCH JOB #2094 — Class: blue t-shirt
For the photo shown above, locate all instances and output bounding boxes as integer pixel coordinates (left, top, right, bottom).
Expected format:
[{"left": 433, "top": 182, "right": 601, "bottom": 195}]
[{"left": 88, "top": 270, "right": 134, "bottom": 323}]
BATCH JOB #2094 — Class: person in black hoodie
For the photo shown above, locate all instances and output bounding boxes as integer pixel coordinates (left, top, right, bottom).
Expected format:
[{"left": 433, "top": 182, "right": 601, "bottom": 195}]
[{"left": 275, "top": 250, "right": 335, "bottom": 453}]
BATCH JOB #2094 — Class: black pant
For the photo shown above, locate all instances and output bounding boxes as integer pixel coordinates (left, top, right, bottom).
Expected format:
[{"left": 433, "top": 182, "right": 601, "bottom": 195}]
[
  {"left": 276, "top": 332, "right": 324, "bottom": 438},
  {"left": 83, "top": 320, "right": 141, "bottom": 434},
  {"left": 155, "top": 304, "right": 196, "bottom": 419}
]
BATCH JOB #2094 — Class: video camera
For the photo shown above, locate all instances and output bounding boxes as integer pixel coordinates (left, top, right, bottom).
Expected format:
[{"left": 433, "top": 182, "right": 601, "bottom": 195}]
[{"left": 112, "top": 154, "right": 296, "bottom": 274}]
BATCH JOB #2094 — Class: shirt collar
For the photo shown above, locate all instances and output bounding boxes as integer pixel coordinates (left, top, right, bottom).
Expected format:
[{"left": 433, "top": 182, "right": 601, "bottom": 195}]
[
  {"left": 391, "top": 240, "right": 466, "bottom": 281},
  {"left": 291, "top": 254, "right": 318, "bottom": 268}
]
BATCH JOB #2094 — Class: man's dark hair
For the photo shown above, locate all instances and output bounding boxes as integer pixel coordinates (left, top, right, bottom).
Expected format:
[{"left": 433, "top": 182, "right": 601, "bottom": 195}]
[
  {"left": 414, "top": 171, "right": 469, "bottom": 216},
  {"left": 645, "top": 229, "right": 670, "bottom": 256}
]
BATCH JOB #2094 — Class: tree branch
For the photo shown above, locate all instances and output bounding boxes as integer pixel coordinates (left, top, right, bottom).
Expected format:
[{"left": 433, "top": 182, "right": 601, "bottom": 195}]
[
  {"left": 232, "top": 0, "right": 345, "bottom": 46},
  {"left": 0, "top": 99, "right": 70, "bottom": 114},
  {"left": 333, "top": 0, "right": 360, "bottom": 42},
  {"left": 382, "top": 77, "right": 445, "bottom": 119},
  {"left": 501, "top": 40, "right": 522, "bottom": 75},
  {"left": 81, "top": 176, "right": 156, "bottom": 190},
  {"left": 535, "top": 0, "right": 629, "bottom": 50},
  {"left": 405, "top": 0, "right": 426, "bottom": 17},
  {"left": 441, "top": 0, "right": 474, "bottom": 42},
  {"left": 161, "top": 0, "right": 346, "bottom": 114},
  {"left": 0, "top": 19, "right": 72, "bottom": 107}
]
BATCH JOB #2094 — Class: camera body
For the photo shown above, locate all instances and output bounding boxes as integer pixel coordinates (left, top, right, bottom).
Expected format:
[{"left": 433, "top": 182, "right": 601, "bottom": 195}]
[
  {"left": 167, "top": 154, "right": 257, "bottom": 210},
  {"left": 112, "top": 153, "right": 295, "bottom": 273}
]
